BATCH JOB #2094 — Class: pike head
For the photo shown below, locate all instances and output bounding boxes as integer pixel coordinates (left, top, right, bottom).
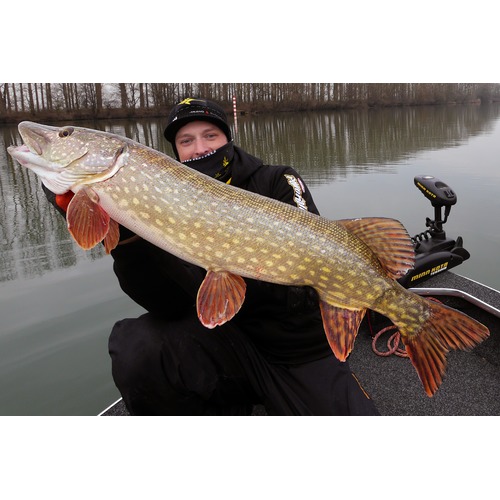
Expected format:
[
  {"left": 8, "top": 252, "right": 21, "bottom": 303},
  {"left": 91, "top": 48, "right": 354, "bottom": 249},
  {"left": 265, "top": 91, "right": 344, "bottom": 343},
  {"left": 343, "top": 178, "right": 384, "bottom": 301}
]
[{"left": 7, "top": 121, "right": 128, "bottom": 194}]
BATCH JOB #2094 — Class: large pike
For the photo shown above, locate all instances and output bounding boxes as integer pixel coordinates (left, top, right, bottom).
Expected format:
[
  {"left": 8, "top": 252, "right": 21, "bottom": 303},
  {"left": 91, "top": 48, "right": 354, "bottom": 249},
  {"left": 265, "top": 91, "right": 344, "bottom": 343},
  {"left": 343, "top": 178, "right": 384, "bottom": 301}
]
[{"left": 8, "top": 121, "right": 489, "bottom": 396}]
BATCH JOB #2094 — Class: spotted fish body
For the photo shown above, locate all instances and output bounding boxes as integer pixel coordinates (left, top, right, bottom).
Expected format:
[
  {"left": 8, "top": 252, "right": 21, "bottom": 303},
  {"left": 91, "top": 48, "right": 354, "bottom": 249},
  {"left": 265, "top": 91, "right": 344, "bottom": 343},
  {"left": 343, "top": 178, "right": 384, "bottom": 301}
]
[
  {"left": 8, "top": 121, "right": 489, "bottom": 396},
  {"left": 102, "top": 154, "right": 400, "bottom": 303}
]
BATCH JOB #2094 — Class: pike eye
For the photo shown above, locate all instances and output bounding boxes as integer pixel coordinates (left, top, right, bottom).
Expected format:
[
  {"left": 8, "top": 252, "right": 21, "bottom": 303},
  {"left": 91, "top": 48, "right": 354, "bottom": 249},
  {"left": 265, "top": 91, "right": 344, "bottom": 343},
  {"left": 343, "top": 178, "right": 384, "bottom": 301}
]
[{"left": 59, "top": 127, "right": 74, "bottom": 138}]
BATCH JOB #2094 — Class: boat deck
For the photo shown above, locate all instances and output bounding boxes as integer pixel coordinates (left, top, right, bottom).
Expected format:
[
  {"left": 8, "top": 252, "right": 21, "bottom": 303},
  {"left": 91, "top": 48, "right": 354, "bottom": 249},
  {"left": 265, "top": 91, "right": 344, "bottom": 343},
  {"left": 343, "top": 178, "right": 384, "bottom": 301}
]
[
  {"left": 349, "top": 272, "right": 500, "bottom": 416},
  {"left": 101, "top": 271, "right": 500, "bottom": 416}
]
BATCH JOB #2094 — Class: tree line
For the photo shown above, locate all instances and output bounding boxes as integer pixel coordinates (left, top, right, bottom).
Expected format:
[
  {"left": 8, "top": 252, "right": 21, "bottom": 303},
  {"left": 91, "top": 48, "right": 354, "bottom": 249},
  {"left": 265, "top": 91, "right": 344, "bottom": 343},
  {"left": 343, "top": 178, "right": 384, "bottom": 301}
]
[{"left": 1, "top": 83, "right": 499, "bottom": 123}]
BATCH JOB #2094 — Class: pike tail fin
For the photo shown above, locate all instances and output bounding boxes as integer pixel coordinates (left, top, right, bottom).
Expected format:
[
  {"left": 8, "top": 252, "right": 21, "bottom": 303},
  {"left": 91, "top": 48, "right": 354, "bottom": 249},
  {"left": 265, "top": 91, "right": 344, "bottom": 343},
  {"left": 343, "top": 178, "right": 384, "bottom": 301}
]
[{"left": 400, "top": 299, "right": 489, "bottom": 396}]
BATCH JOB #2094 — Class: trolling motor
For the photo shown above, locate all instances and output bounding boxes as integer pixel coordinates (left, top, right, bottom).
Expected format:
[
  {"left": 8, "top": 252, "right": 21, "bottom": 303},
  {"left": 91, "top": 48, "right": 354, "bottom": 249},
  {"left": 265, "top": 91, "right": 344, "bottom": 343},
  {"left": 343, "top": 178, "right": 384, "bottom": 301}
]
[
  {"left": 397, "top": 175, "right": 470, "bottom": 287},
  {"left": 370, "top": 176, "right": 498, "bottom": 356}
]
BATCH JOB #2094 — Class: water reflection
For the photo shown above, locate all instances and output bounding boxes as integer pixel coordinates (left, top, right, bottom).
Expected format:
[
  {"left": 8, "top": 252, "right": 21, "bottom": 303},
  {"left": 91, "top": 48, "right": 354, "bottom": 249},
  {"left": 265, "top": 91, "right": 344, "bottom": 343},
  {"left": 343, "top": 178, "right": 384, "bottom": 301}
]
[
  {"left": 236, "top": 104, "right": 500, "bottom": 184},
  {"left": 1, "top": 104, "right": 499, "bottom": 283}
]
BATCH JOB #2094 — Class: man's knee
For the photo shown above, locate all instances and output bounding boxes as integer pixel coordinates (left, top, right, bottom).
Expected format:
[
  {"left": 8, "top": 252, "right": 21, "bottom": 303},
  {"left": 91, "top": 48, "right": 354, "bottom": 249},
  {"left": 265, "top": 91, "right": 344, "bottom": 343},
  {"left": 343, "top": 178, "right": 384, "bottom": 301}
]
[
  {"left": 108, "top": 314, "right": 218, "bottom": 401},
  {"left": 109, "top": 316, "right": 160, "bottom": 389}
]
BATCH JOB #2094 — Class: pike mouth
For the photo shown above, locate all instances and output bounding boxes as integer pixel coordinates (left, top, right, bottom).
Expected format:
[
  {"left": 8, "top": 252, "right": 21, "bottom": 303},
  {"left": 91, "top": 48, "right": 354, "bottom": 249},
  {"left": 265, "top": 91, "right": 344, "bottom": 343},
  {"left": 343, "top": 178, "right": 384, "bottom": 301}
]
[
  {"left": 8, "top": 137, "right": 91, "bottom": 195},
  {"left": 8, "top": 142, "right": 87, "bottom": 173},
  {"left": 17, "top": 144, "right": 31, "bottom": 153},
  {"left": 7, "top": 143, "right": 46, "bottom": 167},
  {"left": 8, "top": 144, "right": 32, "bottom": 156}
]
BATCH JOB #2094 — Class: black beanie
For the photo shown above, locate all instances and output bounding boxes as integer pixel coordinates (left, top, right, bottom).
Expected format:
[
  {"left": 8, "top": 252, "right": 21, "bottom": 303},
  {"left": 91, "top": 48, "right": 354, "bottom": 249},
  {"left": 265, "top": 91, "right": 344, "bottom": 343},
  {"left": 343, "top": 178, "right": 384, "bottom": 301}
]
[{"left": 164, "top": 98, "right": 232, "bottom": 156}]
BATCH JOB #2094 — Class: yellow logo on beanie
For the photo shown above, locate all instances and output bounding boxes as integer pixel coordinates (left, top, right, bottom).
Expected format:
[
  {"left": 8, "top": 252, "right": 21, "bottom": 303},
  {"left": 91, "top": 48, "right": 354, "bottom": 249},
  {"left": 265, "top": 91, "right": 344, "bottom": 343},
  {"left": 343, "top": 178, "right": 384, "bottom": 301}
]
[{"left": 178, "top": 98, "right": 201, "bottom": 106}]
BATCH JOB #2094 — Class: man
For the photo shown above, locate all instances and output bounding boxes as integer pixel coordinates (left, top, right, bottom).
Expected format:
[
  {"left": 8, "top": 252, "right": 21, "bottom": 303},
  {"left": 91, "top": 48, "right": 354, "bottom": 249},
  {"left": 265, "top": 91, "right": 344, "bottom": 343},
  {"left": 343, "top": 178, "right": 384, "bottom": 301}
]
[{"left": 106, "top": 98, "right": 378, "bottom": 415}]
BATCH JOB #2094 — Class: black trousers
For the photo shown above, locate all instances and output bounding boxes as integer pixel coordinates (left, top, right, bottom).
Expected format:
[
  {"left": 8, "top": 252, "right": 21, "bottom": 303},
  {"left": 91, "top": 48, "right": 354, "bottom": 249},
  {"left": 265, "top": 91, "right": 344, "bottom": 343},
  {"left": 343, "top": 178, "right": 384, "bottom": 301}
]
[{"left": 109, "top": 313, "right": 379, "bottom": 416}]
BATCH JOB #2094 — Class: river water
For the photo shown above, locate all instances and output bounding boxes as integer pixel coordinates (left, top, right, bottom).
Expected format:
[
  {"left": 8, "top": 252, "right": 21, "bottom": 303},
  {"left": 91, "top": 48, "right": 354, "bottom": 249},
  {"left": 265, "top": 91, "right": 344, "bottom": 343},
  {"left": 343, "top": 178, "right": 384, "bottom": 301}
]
[{"left": 1, "top": 103, "right": 499, "bottom": 415}]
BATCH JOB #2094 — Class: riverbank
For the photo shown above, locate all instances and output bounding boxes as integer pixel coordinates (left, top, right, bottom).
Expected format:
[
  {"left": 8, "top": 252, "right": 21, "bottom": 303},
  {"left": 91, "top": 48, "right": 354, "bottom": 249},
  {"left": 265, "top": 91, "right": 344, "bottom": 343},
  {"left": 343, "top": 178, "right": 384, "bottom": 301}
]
[{"left": 1, "top": 97, "right": 496, "bottom": 125}]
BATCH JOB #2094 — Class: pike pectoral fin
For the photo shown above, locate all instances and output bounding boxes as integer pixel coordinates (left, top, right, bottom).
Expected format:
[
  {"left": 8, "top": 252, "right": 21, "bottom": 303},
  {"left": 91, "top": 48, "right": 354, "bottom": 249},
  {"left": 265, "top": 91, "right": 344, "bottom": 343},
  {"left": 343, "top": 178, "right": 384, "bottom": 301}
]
[
  {"left": 197, "top": 271, "right": 247, "bottom": 329},
  {"left": 67, "top": 187, "right": 117, "bottom": 251},
  {"left": 319, "top": 301, "right": 366, "bottom": 361}
]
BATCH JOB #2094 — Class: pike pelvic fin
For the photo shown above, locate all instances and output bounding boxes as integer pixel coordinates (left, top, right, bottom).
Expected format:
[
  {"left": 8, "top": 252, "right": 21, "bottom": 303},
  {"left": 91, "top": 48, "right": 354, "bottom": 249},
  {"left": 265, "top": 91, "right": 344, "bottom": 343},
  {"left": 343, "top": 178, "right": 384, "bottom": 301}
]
[
  {"left": 338, "top": 217, "right": 415, "bottom": 280},
  {"left": 400, "top": 299, "right": 490, "bottom": 396},
  {"left": 197, "top": 271, "right": 247, "bottom": 329},
  {"left": 319, "top": 301, "right": 366, "bottom": 361},
  {"left": 66, "top": 187, "right": 119, "bottom": 252}
]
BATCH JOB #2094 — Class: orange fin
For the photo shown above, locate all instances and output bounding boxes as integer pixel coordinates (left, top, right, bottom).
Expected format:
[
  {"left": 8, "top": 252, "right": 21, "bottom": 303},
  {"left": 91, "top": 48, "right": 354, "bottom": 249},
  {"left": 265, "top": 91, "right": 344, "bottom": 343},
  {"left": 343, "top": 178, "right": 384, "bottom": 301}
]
[
  {"left": 66, "top": 188, "right": 111, "bottom": 250},
  {"left": 319, "top": 300, "right": 366, "bottom": 361},
  {"left": 103, "top": 218, "right": 120, "bottom": 254},
  {"left": 339, "top": 217, "right": 415, "bottom": 279},
  {"left": 197, "top": 271, "right": 247, "bottom": 329},
  {"left": 400, "top": 299, "right": 490, "bottom": 397}
]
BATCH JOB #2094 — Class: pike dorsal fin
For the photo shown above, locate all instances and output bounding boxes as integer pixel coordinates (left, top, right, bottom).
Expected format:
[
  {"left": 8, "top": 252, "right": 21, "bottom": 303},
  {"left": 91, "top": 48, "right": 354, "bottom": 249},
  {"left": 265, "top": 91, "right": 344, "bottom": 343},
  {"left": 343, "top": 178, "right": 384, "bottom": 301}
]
[
  {"left": 319, "top": 301, "right": 366, "bottom": 361},
  {"left": 338, "top": 217, "right": 415, "bottom": 280},
  {"left": 67, "top": 187, "right": 118, "bottom": 252},
  {"left": 197, "top": 271, "right": 247, "bottom": 328}
]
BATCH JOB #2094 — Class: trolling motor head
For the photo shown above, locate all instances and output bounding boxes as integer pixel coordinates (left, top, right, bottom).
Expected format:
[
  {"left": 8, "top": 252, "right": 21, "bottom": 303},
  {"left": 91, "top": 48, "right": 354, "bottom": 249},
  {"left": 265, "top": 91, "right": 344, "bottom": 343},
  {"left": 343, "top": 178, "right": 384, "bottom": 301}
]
[
  {"left": 414, "top": 175, "right": 457, "bottom": 238},
  {"left": 398, "top": 175, "right": 470, "bottom": 287},
  {"left": 414, "top": 175, "right": 457, "bottom": 207}
]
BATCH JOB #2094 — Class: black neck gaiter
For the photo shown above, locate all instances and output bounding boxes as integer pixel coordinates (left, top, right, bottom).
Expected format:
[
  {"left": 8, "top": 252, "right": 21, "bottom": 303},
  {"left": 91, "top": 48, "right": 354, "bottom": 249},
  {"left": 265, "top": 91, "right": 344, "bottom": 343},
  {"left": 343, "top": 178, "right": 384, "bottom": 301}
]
[{"left": 181, "top": 141, "right": 234, "bottom": 183}]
